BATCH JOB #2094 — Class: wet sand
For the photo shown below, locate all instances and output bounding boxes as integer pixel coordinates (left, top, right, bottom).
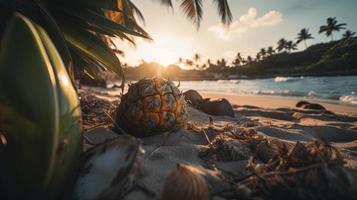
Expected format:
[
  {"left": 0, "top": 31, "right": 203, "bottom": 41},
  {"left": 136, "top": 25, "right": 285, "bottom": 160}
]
[{"left": 201, "top": 92, "right": 357, "bottom": 115}]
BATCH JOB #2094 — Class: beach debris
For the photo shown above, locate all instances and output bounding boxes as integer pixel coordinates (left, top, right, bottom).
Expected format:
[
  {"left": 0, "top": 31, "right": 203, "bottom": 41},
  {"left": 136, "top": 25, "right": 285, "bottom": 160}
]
[
  {"left": 80, "top": 92, "right": 119, "bottom": 131},
  {"left": 183, "top": 90, "right": 234, "bottom": 117},
  {"left": 72, "top": 135, "right": 144, "bottom": 200},
  {"left": 0, "top": 14, "right": 81, "bottom": 199},
  {"left": 235, "top": 139, "right": 357, "bottom": 200},
  {"left": 161, "top": 163, "right": 210, "bottom": 200},
  {"left": 296, "top": 100, "right": 326, "bottom": 110},
  {"left": 202, "top": 98, "right": 235, "bottom": 117},
  {"left": 200, "top": 136, "right": 252, "bottom": 162},
  {"left": 82, "top": 127, "right": 119, "bottom": 146},
  {"left": 183, "top": 89, "right": 204, "bottom": 108},
  {"left": 115, "top": 77, "right": 187, "bottom": 136}
]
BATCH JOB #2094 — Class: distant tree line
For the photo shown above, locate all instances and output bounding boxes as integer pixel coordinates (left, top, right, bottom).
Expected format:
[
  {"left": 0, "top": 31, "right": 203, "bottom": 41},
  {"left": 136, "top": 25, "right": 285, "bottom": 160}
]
[{"left": 178, "top": 17, "right": 355, "bottom": 70}]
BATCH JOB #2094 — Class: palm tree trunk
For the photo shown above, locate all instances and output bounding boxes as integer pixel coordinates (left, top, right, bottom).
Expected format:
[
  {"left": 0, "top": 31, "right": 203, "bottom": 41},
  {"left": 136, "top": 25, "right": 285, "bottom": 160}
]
[
  {"left": 304, "top": 40, "right": 307, "bottom": 49},
  {"left": 331, "top": 33, "right": 334, "bottom": 41}
]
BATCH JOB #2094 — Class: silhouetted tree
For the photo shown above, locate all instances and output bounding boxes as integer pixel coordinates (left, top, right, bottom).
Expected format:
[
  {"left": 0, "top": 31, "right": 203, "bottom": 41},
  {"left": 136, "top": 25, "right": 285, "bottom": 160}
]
[
  {"left": 319, "top": 17, "right": 346, "bottom": 41},
  {"left": 246, "top": 56, "right": 253, "bottom": 63},
  {"left": 193, "top": 53, "right": 201, "bottom": 62},
  {"left": 342, "top": 30, "right": 356, "bottom": 40},
  {"left": 207, "top": 59, "right": 212, "bottom": 66},
  {"left": 232, "top": 52, "right": 244, "bottom": 66},
  {"left": 259, "top": 48, "right": 267, "bottom": 58},
  {"left": 267, "top": 46, "right": 275, "bottom": 56},
  {"left": 286, "top": 41, "right": 297, "bottom": 53},
  {"left": 185, "top": 59, "right": 194, "bottom": 68},
  {"left": 256, "top": 53, "right": 261, "bottom": 61},
  {"left": 216, "top": 58, "right": 227, "bottom": 69},
  {"left": 277, "top": 38, "right": 288, "bottom": 52},
  {"left": 296, "top": 28, "right": 314, "bottom": 49}
]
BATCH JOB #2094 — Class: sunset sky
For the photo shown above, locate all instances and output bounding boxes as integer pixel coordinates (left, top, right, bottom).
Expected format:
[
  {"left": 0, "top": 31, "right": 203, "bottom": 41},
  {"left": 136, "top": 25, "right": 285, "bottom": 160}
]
[{"left": 121, "top": 0, "right": 357, "bottom": 67}]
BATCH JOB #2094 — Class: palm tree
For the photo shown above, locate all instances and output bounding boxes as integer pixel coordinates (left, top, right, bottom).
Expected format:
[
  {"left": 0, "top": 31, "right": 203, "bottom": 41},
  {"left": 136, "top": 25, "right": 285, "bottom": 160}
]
[
  {"left": 0, "top": 0, "right": 232, "bottom": 86},
  {"left": 286, "top": 41, "right": 297, "bottom": 53},
  {"left": 158, "top": 0, "right": 232, "bottom": 29},
  {"left": 277, "top": 38, "right": 288, "bottom": 52},
  {"left": 185, "top": 59, "right": 194, "bottom": 68},
  {"left": 256, "top": 53, "right": 261, "bottom": 62},
  {"left": 193, "top": 53, "right": 201, "bottom": 62},
  {"left": 232, "top": 52, "right": 243, "bottom": 66},
  {"left": 319, "top": 17, "right": 347, "bottom": 41},
  {"left": 342, "top": 30, "right": 356, "bottom": 40},
  {"left": 178, "top": 57, "right": 184, "bottom": 63},
  {"left": 267, "top": 46, "right": 275, "bottom": 56},
  {"left": 246, "top": 56, "right": 253, "bottom": 63},
  {"left": 216, "top": 58, "right": 227, "bottom": 69},
  {"left": 207, "top": 58, "right": 212, "bottom": 66},
  {"left": 296, "top": 28, "right": 314, "bottom": 49},
  {"left": 259, "top": 48, "right": 267, "bottom": 58}
]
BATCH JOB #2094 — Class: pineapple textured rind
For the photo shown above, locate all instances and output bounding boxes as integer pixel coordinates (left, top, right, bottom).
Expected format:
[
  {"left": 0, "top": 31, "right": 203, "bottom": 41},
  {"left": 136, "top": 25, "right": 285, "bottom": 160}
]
[{"left": 115, "top": 77, "right": 187, "bottom": 136}]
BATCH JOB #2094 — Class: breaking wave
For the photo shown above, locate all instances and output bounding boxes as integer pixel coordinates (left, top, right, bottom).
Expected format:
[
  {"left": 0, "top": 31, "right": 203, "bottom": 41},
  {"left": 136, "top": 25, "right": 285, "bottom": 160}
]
[
  {"left": 274, "top": 76, "right": 304, "bottom": 82},
  {"left": 339, "top": 95, "right": 357, "bottom": 104}
]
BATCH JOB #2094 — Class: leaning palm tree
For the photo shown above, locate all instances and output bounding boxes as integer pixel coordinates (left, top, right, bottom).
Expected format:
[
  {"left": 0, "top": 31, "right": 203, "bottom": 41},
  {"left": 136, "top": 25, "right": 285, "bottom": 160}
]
[
  {"left": 286, "top": 41, "right": 298, "bottom": 53},
  {"left": 319, "top": 17, "right": 346, "bottom": 41},
  {"left": 296, "top": 28, "right": 314, "bottom": 49},
  {"left": 277, "top": 38, "right": 288, "bottom": 52},
  {"left": 342, "top": 30, "right": 356, "bottom": 40},
  {"left": 0, "top": 0, "right": 232, "bottom": 89}
]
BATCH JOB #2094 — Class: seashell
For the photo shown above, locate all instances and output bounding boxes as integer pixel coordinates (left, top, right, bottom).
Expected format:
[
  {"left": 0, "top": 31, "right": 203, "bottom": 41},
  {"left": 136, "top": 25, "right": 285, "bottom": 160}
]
[
  {"left": 72, "top": 135, "right": 144, "bottom": 200},
  {"left": 161, "top": 163, "right": 210, "bottom": 200}
]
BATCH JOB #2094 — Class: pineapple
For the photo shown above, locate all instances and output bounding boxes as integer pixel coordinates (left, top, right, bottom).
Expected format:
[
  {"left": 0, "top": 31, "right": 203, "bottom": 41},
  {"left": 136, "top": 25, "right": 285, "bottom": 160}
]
[{"left": 115, "top": 77, "right": 187, "bottom": 136}]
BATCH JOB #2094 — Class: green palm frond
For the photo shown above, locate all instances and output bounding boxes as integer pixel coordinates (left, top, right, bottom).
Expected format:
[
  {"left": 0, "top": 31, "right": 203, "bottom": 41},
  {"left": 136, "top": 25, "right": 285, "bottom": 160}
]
[
  {"left": 1, "top": 0, "right": 232, "bottom": 90},
  {"left": 156, "top": 0, "right": 232, "bottom": 28},
  {"left": 319, "top": 17, "right": 347, "bottom": 40},
  {"left": 213, "top": 0, "right": 233, "bottom": 26}
]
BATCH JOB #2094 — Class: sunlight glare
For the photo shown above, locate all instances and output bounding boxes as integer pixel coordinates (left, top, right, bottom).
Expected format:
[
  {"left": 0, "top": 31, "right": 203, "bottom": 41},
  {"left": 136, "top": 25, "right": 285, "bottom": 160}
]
[{"left": 123, "top": 36, "right": 194, "bottom": 66}]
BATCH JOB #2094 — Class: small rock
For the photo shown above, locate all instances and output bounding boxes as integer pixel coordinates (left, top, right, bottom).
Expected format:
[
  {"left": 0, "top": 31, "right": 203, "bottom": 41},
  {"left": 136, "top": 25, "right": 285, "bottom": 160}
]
[
  {"left": 296, "top": 100, "right": 310, "bottom": 108},
  {"left": 296, "top": 100, "right": 326, "bottom": 110},
  {"left": 302, "top": 103, "right": 326, "bottom": 110},
  {"left": 202, "top": 98, "right": 235, "bottom": 117},
  {"left": 183, "top": 90, "right": 204, "bottom": 107}
]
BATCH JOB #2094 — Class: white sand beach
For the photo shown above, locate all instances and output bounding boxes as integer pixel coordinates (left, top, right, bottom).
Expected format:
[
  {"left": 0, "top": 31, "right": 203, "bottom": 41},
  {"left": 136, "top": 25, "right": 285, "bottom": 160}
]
[{"left": 80, "top": 87, "right": 357, "bottom": 199}]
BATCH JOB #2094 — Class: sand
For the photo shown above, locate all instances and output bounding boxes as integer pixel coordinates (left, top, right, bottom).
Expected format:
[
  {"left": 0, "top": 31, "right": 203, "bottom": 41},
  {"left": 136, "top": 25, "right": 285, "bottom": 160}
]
[
  {"left": 201, "top": 92, "right": 357, "bottom": 115},
  {"left": 79, "top": 87, "right": 357, "bottom": 199}
]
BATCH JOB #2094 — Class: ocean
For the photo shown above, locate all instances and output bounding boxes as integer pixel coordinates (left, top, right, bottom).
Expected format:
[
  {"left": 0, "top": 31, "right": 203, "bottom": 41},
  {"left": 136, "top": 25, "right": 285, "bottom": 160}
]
[
  {"left": 107, "top": 76, "right": 357, "bottom": 105},
  {"left": 173, "top": 76, "right": 357, "bottom": 105}
]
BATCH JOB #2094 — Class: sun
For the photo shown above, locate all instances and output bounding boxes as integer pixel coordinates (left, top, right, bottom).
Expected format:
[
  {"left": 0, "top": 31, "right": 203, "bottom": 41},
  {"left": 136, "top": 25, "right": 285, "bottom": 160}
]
[{"left": 123, "top": 35, "right": 194, "bottom": 66}]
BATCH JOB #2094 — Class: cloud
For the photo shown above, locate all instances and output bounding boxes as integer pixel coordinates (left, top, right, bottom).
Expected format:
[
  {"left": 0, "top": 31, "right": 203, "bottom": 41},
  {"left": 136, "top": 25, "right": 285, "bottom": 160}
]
[{"left": 209, "top": 7, "right": 283, "bottom": 39}]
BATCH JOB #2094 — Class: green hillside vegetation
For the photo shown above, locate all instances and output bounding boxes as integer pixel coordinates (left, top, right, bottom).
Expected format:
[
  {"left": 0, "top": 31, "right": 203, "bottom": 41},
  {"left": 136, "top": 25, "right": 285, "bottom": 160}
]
[{"left": 119, "top": 37, "right": 357, "bottom": 81}]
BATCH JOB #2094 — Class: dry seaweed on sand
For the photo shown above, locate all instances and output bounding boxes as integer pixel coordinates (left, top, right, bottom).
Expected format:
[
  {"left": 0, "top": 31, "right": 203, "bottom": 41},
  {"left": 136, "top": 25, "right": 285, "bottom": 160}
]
[
  {"left": 79, "top": 92, "right": 119, "bottom": 131},
  {"left": 231, "top": 139, "right": 357, "bottom": 200}
]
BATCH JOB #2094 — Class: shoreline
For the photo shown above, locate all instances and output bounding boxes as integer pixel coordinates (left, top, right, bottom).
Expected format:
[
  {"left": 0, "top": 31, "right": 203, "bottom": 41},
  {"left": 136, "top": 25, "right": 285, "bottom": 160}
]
[{"left": 201, "top": 92, "right": 357, "bottom": 115}]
